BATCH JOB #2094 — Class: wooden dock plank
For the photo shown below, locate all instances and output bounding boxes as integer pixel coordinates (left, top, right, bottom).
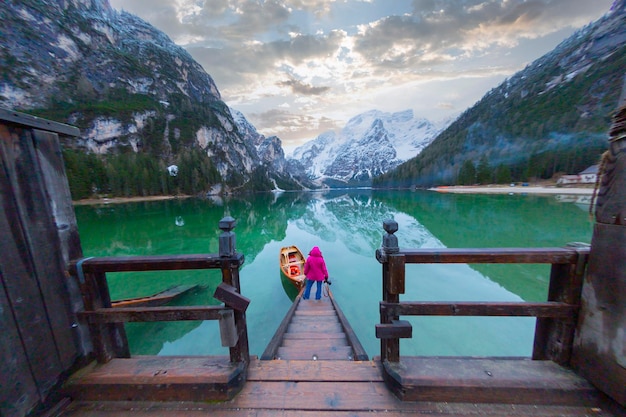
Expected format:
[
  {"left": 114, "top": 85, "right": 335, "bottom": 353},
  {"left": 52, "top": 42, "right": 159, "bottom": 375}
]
[
  {"left": 282, "top": 338, "right": 349, "bottom": 348},
  {"left": 286, "top": 322, "right": 343, "bottom": 333},
  {"left": 246, "top": 359, "right": 383, "bottom": 382},
  {"left": 384, "top": 357, "right": 601, "bottom": 405},
  {"left": 58, "top": 358, "right": 619, "bottom": 416},
  {"left": 60, "top": 401, "right": 618, "bottom": 416},
  {"left": 277, "top": 346, "right": 354, "bottom": 360},
  {"left": 283, "top": 332, "right": 346, "bottom": 339}
]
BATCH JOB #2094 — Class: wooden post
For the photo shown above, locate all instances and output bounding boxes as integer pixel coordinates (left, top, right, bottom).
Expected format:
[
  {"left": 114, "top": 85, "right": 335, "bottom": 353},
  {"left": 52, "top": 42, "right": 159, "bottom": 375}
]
[
  {"left": 376, "top": 219, "right": 401, "bottom": 362},
  {"left": 572, "top": 86, "right": 626, "bottom": 406},
  {"left": 532, "top": 244, "right": 588, "bottom": 364},
  {"left": 79, "top": 268, "right": 129, "bottom": 363},
  {"left": 218, "top": 217, "right": 249, "bottom": 364}
]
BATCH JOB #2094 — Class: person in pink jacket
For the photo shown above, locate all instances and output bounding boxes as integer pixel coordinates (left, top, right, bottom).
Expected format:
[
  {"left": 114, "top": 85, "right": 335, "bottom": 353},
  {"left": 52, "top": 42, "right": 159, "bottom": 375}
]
[{"left": 303, "top": 246, "right": 329, "bottom": 300}]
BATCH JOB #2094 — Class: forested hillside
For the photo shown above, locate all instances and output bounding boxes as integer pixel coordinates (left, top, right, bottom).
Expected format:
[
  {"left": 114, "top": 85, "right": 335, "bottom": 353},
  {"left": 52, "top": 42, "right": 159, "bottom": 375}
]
[
  {"left": 1, "top": 0, "right": 301, "bottom": 199},
  {"left": 374, "top": 4, "right": 626, "bottom": 188}
]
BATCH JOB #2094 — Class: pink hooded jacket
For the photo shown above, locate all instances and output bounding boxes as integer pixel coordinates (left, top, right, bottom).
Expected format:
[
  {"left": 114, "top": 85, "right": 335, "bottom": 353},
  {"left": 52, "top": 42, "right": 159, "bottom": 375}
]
[{"left": 303, "top": 246, "right": 329, "bottom": 282}]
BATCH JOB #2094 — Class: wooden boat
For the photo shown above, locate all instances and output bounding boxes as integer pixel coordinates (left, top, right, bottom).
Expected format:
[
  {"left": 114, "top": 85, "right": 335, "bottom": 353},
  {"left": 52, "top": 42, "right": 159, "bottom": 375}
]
[
  {"left": 111, "top": 284, "right": 198, "bottom": 308},
  {"left": 279, "top": 245, "right": 306, "bottom": 290}
]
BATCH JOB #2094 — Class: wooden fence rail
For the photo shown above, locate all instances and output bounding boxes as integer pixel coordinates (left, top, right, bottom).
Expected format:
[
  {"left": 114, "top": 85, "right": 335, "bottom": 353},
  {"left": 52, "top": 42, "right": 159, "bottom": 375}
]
[
  {"left": 68, "top": 217, "right": 250, "bottom": 365},
  {"left": 375, "top": 219, "right": 589, "bottom": 365}
]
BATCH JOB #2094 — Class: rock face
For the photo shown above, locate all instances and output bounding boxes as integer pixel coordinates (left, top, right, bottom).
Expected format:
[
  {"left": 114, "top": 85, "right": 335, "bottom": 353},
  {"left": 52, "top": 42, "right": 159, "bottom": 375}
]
[
  {"left": 290, "top": 109, "right": 445, "bottom": 185},
  {"left": 0, "top": 0, "right": 299, "bottom": 191}
]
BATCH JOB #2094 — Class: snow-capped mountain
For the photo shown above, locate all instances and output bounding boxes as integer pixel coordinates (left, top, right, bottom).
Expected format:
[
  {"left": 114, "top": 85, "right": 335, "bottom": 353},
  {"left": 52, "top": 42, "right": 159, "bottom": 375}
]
[{"left": 289, "top": 110, "right": 446, "bottom": 185}]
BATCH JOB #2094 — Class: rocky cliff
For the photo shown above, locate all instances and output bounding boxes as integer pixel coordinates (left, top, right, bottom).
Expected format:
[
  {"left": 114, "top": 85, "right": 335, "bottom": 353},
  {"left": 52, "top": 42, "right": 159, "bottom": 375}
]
[{"left": 0, "top": 0, "right": 298, "bottom": 194}]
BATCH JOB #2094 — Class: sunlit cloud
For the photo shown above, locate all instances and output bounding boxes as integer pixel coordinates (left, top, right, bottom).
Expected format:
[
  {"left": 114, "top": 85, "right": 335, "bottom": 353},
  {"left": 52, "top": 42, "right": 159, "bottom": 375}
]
[{"left": 109, "top": 0, "right": 614, "bottom": 145}]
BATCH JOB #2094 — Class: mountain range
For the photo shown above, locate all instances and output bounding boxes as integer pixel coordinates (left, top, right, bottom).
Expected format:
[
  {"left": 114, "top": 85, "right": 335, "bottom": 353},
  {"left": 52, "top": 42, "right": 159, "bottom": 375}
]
[
  {"left": 1, "top": 0, "right": 305, "bottom": 197},
  {"left": 288, "top": 109, "right": 446, "bottom": 186},
  {"left": 2, "top": 0, "right": 624, "bottom": 195},
  {"left": 375, "top": 0, "right": 626, "bottom": 188}
]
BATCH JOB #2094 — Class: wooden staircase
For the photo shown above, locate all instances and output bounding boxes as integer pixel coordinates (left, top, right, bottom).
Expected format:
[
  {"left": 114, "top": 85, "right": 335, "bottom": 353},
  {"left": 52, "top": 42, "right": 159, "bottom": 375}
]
[{"left": 277, "top": 297, "right": 354, "bottom": 360}]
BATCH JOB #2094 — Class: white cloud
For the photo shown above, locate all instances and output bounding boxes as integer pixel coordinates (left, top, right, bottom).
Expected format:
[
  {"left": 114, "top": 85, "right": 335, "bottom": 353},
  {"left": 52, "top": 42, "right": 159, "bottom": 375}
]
[{"left": 109, "top": 0, "right": 614, "bottom": 142}]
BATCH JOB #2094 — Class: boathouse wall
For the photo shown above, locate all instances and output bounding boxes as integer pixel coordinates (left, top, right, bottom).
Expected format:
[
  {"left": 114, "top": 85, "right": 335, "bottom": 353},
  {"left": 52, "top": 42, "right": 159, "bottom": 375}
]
[
  {"left": 0, "top": 109, "right": 89, "bottom": 417},
  {"left": 572, "top": 97, "right": 626, "bottom": 406}
]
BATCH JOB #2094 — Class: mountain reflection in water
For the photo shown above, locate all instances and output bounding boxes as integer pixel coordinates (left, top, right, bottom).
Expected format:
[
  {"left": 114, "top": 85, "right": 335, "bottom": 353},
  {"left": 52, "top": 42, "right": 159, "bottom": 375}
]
[{"left": 75, "top": 189, "right": 592, "bottom": 358}]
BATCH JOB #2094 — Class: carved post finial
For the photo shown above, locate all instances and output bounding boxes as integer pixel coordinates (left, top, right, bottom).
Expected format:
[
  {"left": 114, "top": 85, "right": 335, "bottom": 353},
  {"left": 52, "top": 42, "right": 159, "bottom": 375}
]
[
  {"left": 377, "top": 219, "right": 399, "bottom": 262},
  {"left": 219, "top": 216, "right": 236, "bottom": 257}
]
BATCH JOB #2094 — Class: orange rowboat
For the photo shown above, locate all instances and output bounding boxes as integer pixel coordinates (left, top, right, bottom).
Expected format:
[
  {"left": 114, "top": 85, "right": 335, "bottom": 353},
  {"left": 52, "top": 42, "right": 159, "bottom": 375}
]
[{"left": 279, "top": 245, "right": 306, "bottom": 290}]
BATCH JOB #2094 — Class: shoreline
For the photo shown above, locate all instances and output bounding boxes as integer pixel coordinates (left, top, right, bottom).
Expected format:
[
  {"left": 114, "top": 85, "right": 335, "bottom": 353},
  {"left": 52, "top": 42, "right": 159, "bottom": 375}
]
[
  {"left": 430, "top": 185, "right": 595, "bottom": 195},
  {"left": 72, "top": 185, "right": 596, "bottom": 206},
  {"left": 72, "top": 195, "right": 191, "bottom": 206}
]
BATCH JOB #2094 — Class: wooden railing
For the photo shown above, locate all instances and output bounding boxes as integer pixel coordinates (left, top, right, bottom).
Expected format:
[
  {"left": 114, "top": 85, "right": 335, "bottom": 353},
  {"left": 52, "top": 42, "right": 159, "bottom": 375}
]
[
  {"left": 69, "top": 217, "right": 250, "bottom": 365},
  {"left": 375, "top": 219, "right": 590, "bottom": 366}
]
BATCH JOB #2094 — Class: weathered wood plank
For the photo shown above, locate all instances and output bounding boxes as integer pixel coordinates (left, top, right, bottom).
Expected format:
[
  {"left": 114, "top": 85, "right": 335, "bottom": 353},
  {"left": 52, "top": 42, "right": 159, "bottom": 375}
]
[
  {"left": 381, "top": 301, "right": 578, "bottom": 318},
  {"left": 295, "top": 309, "right": 336, "bottom": 316},
  {"left": 277, "top": 346, "right": 354, "bottom": 360},
  {"left": 69, "top": 255, "right": 231, "bottom": 274},
  {"left": 401, "top": 248, "right": 585, "bottom": 265},
  {"left": 58, "top": 358, "right": 619, "bottom": 416},
  {"left": 291, "top": 317, "right": 340, "bottom": 326},
  {"left": 78, "top": 306, "right": 227, "bottom": 323},
  {"left": 0, "top": 125, "right": 64, "bottom": 399},
  {"left": 60, "top": 401, "right": 618, "bottom": 416},
  {"left": 33, "top": 129, "right": 88, "bottom": 359},
  {"left": 383, "top": 357, "right": 600, "bottom": 405},
  {"left": 573, "top": 223, "right": 626, "bottom": 406},
  {"left": 0, "top": 269, "right": 40, "bottom": 417},
  {"left": 283, "top": 332, "right": 347, "bottom": 340},
  {"left": 62, "top": 357, "right": 246, "bottom": 402},
  {"left": 247, "top": 359, "right": 383, "bottom": 382},
  {"left": 389, "top": 254, "right": 405, "bottom": 294},
  {"left": 80, "top": 271, "right": 129, "bottom": 363},
  {"left": 213, "top": 282, "right": 250, "bottom": 312},
  {"left": 282, "top": 338, "right": 348, "bottom": 348},
  {"left": 287, "top": 321, "right": 343, "bottom": 333},
  {"left": 375, "top": 320, "right": 412, "bottom": 339},
  {"left": 0, "top": 108, "right": 79, "bottom": 136}
]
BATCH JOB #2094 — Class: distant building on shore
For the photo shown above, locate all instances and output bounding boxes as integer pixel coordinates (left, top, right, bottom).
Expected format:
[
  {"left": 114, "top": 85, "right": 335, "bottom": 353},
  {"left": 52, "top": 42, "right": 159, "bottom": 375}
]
[{"left": 557, "top": 165, "right": 598, "bottom": 185}]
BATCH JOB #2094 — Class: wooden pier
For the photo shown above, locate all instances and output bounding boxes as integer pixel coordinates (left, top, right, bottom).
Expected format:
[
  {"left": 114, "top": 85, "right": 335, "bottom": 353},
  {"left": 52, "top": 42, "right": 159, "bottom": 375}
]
[{"left": 1, "top": 107, "right": 625, "bottom": 417}]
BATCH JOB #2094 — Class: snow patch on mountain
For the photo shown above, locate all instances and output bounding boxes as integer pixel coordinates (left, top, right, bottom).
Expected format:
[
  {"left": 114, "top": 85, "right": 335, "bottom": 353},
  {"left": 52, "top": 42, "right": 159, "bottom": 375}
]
[{"left": 290, "top": 109, "right": 448, "bottom": 184}]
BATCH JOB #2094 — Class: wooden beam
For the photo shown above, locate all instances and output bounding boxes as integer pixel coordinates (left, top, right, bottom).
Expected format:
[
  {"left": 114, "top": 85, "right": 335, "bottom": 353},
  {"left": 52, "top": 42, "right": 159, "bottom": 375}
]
[
  {"left": 218, "top": 309, "right": 238, "bottom": 347},
  {"left": 388, "top": 254, "right": 405, "bottom": 295},
  {"left": 0, "top": 108, "right": 80, "bottom": 137},
  {"left": 401, "top": 247, "right": 585, "bottom": 265},
  {"left": 69, "top": 254, "right": 236, "bottom": 274},
  {"left": 213, "top": 282, "right": 250, "bottom": 312},
  {"left": 380, "top": 301, "right": 578, "bottom": 318},
  {"left": 376, "top": 320, "right": 412, "bottom": 339},
  {"left": 78, "top": 306, "right": 227, "bottom": 323}
]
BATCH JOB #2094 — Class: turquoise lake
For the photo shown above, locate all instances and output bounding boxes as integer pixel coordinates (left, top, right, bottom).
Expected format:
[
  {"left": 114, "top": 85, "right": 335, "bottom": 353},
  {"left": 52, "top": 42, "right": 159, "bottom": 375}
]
[{"left": 74, "top": 189, "right": 594, "bottom": 359}]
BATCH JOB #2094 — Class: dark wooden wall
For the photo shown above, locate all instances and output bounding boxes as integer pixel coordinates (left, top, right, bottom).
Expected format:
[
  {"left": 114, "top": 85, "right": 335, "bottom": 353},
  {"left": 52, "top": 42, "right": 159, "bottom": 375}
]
[
  {"left": 572, "top": 98, "right": 626, "bottom": 407},
  {"left": 0, "top": 109, "right": 88, "bottom": 417}
]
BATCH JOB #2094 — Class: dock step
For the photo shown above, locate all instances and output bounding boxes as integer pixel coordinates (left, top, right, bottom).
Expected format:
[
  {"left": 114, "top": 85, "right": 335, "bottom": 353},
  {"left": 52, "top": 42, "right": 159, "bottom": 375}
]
[
  {"left": 383, "top": 357, "right": 601, "bottom": 405},
  {"left": 62, "top": 356, "right": 245, "bottom": 402},
  {"left": 274, "top": 297, "right": 355, "bottom": 360}
]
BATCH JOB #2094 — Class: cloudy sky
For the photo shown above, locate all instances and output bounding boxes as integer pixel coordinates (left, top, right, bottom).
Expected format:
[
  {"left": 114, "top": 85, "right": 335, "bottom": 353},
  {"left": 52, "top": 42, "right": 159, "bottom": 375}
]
[{"left": 108, "top": 0, "right": 615, "bottom": 150}]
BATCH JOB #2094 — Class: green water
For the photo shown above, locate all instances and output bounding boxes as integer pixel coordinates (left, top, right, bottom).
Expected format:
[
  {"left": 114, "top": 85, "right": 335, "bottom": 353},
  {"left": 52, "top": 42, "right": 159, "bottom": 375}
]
[{"left": 74, "top": 189, "right": 594, "bottom": 358}]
